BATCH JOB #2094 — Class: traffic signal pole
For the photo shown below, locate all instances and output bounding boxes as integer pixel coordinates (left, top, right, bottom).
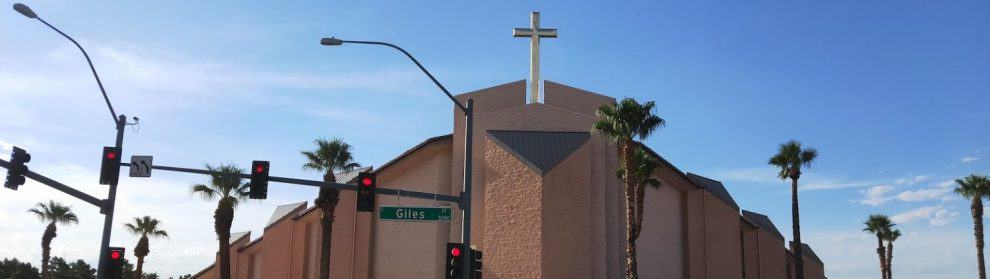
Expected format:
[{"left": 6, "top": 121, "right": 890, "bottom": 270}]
[
  {"left": 320, "top": 37, "right": 477, "bottom": 279},
  {"left": 96, "top": 115, "right": 126, "bottom": 279}
]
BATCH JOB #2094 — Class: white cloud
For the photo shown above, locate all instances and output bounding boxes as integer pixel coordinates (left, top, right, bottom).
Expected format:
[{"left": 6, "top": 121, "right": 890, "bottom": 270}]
[
  {"left": 713, "top": 167, "right": 884, "bottom": 191},
  {"left": 895, "top": 187, "right": 953, "bottom": 202},
  {"left": 894, "top": 174, "right": 932, "bottom": 185},
  {"left": 891, "top": 205, "right": 958, "bottom": 226},
  {"left": 961, "top": 157, "right": 980, "bottom": 163},
  {"left": 806, "top": 228, "right": 977, "bottom": 278},
  {"left": 859, "top": 185, "right": 894, "bottom": 206}
]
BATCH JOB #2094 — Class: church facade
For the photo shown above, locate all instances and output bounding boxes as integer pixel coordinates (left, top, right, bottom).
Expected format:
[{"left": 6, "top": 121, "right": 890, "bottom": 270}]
[{"left": 190, "top": 80, "right": 827, "bottom": 279}]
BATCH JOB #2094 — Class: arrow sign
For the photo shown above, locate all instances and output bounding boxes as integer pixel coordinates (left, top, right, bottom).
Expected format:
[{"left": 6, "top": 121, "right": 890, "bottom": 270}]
[{"left": 129, "top": 156, "right": 153, "bottom": 177}]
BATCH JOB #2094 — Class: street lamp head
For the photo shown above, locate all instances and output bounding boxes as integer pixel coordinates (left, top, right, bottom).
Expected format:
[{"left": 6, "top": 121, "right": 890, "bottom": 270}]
[
  {"left": 320, "top": 37, "right": 343, "bottom": 46},
  {"left": 12, "top": 3, "right": 37, "bottom": 19}
]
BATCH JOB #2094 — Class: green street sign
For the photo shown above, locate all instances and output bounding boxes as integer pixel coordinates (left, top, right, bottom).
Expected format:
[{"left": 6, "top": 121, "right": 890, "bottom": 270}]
[{"left": 379, "top": 206, "right": 452, "bottom": 222}]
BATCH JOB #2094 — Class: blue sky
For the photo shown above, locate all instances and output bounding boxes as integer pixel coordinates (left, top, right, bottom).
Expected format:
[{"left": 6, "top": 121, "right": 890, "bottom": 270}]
[{"left": 1, "top": 1, "right": 988, "bottom": 278}]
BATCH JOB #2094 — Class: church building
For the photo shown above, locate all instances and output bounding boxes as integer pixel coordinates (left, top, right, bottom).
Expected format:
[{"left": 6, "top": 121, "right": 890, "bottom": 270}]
[{"left": 191, "top": 12, "right": 826, "bottom": 279}]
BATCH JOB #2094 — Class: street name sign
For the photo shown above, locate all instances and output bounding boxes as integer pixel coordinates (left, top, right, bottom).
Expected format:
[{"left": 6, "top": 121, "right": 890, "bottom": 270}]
[
  {"left": 379, "top": 205, "right": 452, "bottom": 222},
  {"left": 129, "top": 156, "right": 153, "bottom": 177}
]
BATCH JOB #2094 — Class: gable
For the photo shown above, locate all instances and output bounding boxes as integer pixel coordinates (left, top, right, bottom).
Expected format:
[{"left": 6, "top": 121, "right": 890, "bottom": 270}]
[{"left": 487, "top": 130, "right": 590, "bottom": 176}]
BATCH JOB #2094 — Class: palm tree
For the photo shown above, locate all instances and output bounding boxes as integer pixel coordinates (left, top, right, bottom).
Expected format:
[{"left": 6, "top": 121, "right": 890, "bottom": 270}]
[
  {"left": 956, "top": 174, "right": 990, "bottom": 279},
  {"left": 301, "top": 138, "right": 361, "bottom": 279},
  {"left": 27, "top": 201, "right": 78, "bottom": 279},
  {"left": 123, "top": 216, "right": 168, "bottom": 279},
  {"left": 768, "top": 140, "right": 817, "bottom": 279},
  {"left": 616, "top": 147, "right": 662, "bottom": 242},
  {"left": 593, "top": 98, "right": 665, "bottom": 279},
  {"left": 190, "top": 164, "right": 249, "bottom": 279},
  {"left": 884, "top": 228, "right": 901, "bottom": 279},
  {"left": 863, "top": 214, "right": 892, "bottom": 279}
]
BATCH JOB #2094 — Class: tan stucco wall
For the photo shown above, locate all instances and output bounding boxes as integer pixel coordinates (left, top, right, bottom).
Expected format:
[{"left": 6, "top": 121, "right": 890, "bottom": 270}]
[
  {"left": 637, "top": 182, "right": 686, "bottom": 278},
  {"left": 756, "top": 231, "right": 788, "bottom": 279},
  {"left": 483, "top": 136, "right": 544, "bottom": 278},
  {"left": 372, "top": 138, "right": 453, "bottom": 279},
  {"left": 541, "top": 141, "right": 593, "bottom": 279},
  {"left": 703, "top": 193, "right": 744, "bottom": 279}
]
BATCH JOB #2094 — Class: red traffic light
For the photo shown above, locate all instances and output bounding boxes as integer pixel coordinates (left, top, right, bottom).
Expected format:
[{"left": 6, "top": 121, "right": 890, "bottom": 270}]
[
  {"left": 255, "top": 165, "right": 266, "bottom": 173},
  {"left": 106, "top": 152, "right": 117, "bottom": 160},
  {"left": 451, "top": 247, "right": 462, "bottom": 257},
  {"left": 361, "top": 177, "right": 373, "bottom": 186},
  {"left": 110, "top": 250, "right": 121, "bottom": 260}
]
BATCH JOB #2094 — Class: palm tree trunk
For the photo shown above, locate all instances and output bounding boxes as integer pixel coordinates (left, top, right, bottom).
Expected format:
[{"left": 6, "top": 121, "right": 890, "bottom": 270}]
[
  {"left": 215, "top": 204, "right": 234, "bottom": 279},
  {"left": 317, "top": 173, "right": 340, "bottom": 279},
  {"left": 874, "top": 235, "right": 886, "bottom": 279},
  {"left": 135, "top": 256, "right": 145, "bottom": 279},
  {"left": 621, "top": 140, "right": 638, "bottom": 279},
  {"left": 887, "top": 240, "right": 894, "bottom": 279},
  {"left": 40, "top": 222, "right": 56, "bottom": 279},
  {"left": 791, "top": 177, "right": 805, "bottom": 279},
  {"left": 634, "top": 173, "right": 646, "bottom": 241},
  {"left": 974, "top": 197, "right": 986, "bottom": 279}
]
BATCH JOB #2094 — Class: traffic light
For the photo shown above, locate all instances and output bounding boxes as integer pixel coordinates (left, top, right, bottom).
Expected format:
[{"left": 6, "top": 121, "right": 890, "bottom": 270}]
[
  {"left": 4, "top": 147, "right": 30, "bottom": 190},
  {"left": 445, "top": 243, "right": 463, "bottom": 279},
  {"left": 356, "top": 172, "right": 376, "bottom": 212},
  {"left": 473, "top": 249, "right": 483, "bottom": 279},
  {"left": 249, "top": 161, "right": 269, "bottom": 199},
  {"left": 105, "top": 246, "right": 125, "bottom": 279},
  {"left": 99, "top": 146, "right": 121, "bottom": 185}
]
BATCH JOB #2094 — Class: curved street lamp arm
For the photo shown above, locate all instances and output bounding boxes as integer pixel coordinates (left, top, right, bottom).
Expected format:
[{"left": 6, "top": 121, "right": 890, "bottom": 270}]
[
  {"left": 340, "top": 40, "right": 468, "bottom": 113},
  {"left": 36, "top": 17, "right": 119, "bottom": 124}
]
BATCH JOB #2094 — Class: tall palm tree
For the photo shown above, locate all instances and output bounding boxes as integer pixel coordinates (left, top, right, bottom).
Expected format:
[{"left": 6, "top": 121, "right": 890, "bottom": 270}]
[
  {"left": 301, "top": 138, "right": 361, "bottom": 279},
  {"left": 768, "top": 140, "right": 817, "bottom": 279},
  {"left": 616, "top": 147, "right": 662, "bottom": 242},
  {"left": 27, "top": 201, "right": 78, "bottom": 279},
  {"left": 863, "top": 214, "right": 892, "bottom": 279},
  {"left": 956, "top": 174, "right": 990, "bottom": 279},
  {"left": 884, "top": 228, "right": 901, "bottom": 279},
  {"left": 190, "top": 164, "right": 249, "bottom": 279},
  {"left": 593, "top": 97, "right": 665, "bottom": 279},
  {"left": 123, "top": 216, "right": 168, "bottom": 279}
]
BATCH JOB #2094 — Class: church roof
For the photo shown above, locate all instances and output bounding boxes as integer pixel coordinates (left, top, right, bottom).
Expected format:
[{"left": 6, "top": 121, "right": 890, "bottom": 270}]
[
  {"left": 790, "top": 242, "right": 824, "bottom": 266},
  {"left": 374, "top": 134, "right": 453, "bottom": 175},
  {"left": 742, "top": 210, "right": 785, "bottom": 242},
  {"left": 636, "top": 143, "right": 703, "bottom": 190},
  {"left": 229, "top": 231, "right": 250, "bottom": 245},
  {"left": 266, "top": 202, "right": 307, "bottom": 230},
  {"left": 486, "top": 130, "right": 590, "bottom": 176},
  {"left": 686, "top": 173, "right": 740, "bottom": 210}
]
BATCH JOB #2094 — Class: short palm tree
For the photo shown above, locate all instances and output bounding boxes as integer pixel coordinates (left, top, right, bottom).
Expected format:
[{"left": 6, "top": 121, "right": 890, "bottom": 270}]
[
  {"left": 191, "top": 164, "right": 249, "bottom": 279},
  {"left": 884, "top": 228, "right": 901, "bottom": 279},
  {"left": 768, "top": 140, "right": 817, "bottom": 279},
  {"left": 123, "top": 216, "right": 168, "bottom": 279},
  {"left": 28, "top": 201, "right": 78, "bottom": 279},
  {"left": 616, "top": 147, "right": 662, "bottom": 241},
  {"left": 593, "top": 97, "right": 665, "bottom": 279},
  {"left": 956, "top": 174, "right": 990, "bottom": 279},
  {"left": 863, "top": 214, "right": 893, "bottom": 279},
  {"left": 301, "top": 138, "right": 361, "bottom": 279}
]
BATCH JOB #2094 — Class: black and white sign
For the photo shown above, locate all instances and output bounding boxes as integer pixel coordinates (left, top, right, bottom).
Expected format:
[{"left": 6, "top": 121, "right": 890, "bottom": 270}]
[{"left": 129, "top": 156, "right": 153, "bottom": 177}]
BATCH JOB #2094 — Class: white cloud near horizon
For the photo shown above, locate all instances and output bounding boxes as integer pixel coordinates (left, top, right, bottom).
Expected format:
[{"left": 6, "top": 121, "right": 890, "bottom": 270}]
[
  {"left": 891, "top": 205, "right": 959, "bottom": 226},
  {"left": 961, "top": 157, "right": 979, "bottom": 163}
]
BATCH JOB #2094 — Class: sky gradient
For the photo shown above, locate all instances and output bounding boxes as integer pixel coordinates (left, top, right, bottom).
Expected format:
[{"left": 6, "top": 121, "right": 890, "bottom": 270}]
[{"left": 1, "top": 1, "right": 989, "bottom": 278}]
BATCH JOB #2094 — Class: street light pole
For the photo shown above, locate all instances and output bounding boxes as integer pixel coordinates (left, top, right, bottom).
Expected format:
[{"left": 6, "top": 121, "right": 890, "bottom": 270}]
[
  {"left": 13, "top": 4, "right": 130, "bottom": 279},
  {"left": 320, "top": 37, "right": 476, "bottom": 279}
]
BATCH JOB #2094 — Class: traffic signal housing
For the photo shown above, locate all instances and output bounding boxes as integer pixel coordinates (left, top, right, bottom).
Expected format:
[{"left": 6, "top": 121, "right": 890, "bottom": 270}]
[
  {"left": 473, "top": 249, "right": 483, "bottom": 279},
  {"left": 249, "top": 161, "right": 269, "bottom": 199},
  {"left": 105, "top": 246, "right": 126, "bottom": 279},
  {"left": 4, "top": 147, "right": 30, "bottom": 190},
  {"left": 99, "top": 146, "right": 121, "bottom": 185},
  {"left": 445, "top": 243, "right": 463, "bottom": 279},
  {"left": 356, "top": 172, "right": 375, "bottom": 212}
]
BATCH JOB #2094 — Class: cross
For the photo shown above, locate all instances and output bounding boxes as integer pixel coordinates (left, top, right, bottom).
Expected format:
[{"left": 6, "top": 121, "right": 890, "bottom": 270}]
[{"left": 513, "top": 12, "right": 557, "bottom": 103}]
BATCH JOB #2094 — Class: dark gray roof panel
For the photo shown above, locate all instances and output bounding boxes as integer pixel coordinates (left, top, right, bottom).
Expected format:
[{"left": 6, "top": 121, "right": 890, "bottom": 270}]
[
  {"left": 742, "top": 210, "right": 786, "bottom": 242},
  {"left": 686, "top": 173, "right": 740, "bottom": 210},
  {"left": 486, "top": 130, "right": 590, "bottom": 176}
]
